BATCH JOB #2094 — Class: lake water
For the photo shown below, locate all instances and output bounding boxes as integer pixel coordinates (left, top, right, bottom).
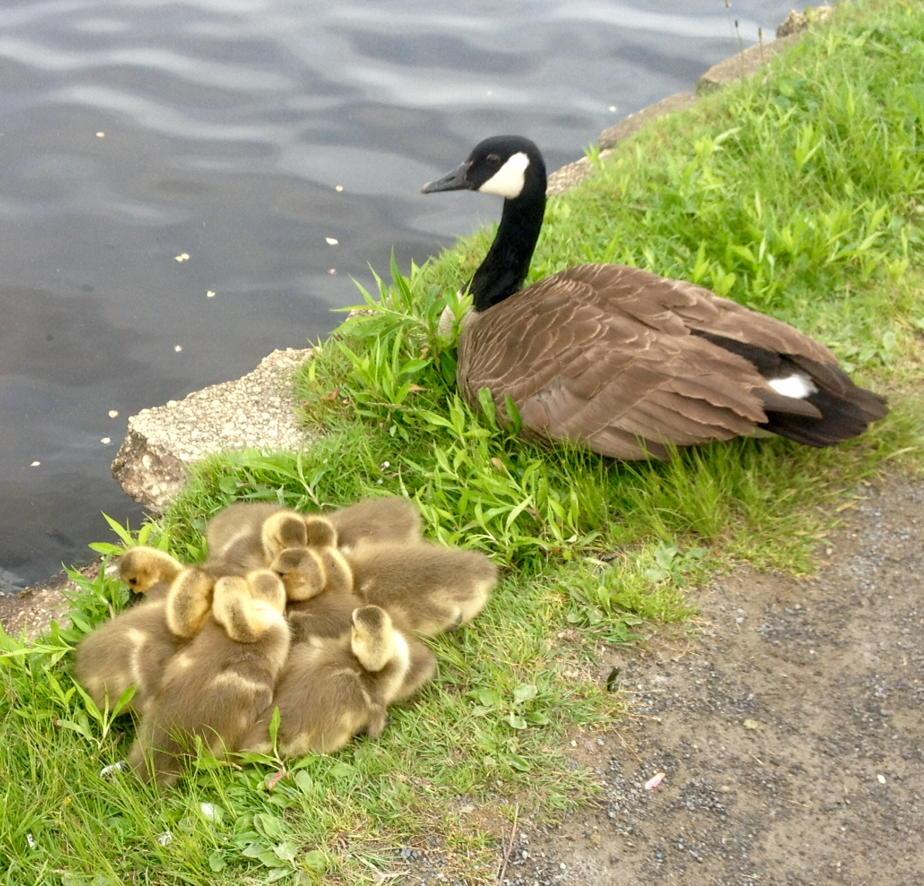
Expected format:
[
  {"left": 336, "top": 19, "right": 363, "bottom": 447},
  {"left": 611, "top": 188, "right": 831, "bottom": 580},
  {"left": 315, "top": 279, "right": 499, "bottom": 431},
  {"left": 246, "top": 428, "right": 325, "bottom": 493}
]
[{"left": 0, "top": 0, "right": 799, "bottom": 591}]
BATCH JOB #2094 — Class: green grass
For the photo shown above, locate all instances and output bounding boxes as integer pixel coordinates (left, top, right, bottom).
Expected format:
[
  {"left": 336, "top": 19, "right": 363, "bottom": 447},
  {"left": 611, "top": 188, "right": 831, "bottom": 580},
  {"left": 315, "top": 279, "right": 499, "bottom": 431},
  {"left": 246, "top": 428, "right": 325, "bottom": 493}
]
[{"left": 2, "top": 1, "right": 924, "bottom": 881}]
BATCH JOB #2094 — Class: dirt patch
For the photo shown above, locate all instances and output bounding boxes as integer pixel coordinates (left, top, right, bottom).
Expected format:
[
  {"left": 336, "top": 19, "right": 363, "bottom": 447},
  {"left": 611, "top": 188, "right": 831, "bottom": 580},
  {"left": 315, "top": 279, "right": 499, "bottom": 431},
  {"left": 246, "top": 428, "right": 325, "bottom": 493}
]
[{"left": 499, "top": 473, "right": 923, "bottom": 886}]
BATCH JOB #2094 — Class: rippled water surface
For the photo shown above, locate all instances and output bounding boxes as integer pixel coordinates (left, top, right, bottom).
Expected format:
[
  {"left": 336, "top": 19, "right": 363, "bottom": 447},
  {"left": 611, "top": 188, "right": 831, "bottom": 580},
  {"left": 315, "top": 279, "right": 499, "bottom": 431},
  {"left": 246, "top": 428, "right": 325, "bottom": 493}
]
[{"left": 0, "top": 0, "right": 798, "bottom": 590}]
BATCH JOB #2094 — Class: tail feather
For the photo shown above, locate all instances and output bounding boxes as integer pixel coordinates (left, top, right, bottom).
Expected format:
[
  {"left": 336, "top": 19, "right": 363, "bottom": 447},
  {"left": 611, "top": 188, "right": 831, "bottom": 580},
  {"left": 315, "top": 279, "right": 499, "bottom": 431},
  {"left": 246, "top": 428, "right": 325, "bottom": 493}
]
[{"left": 763, "top": 383, "right": 888, "bottom": 447}]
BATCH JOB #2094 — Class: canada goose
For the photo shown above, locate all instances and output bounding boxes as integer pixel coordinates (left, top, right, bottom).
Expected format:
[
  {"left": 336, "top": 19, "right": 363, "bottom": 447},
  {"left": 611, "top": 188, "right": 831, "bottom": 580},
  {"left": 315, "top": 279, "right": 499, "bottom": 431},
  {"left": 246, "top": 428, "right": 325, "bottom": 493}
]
[
  {"left": 272, "top": 544, "right": 358, "bottom": 641},
  {"left": 74, "top": 548, "right": 201, "bottom": 714},
  {"left": 116, "top": 546, "right": 184, "bottom": 601},
  {"left": 205, "top": 503, "right": 307, "bottom": 575},
  {"left": 269, "top": 544, "right": 354, "bottom": 603},
  {"left": 421, "top": 136, "right": 888, "bottom": 457},
  {"left": 346, "top": 542, "right": 496, "bottom": 636},
  {"left": 243, "top": 605, "right": 433, "bottom": 756},
  {"left": 322, "top": 497, "right": 422, "bottom": 552},
  {"left": 129, "top": 571, "right": 290, "bottom": 786}
]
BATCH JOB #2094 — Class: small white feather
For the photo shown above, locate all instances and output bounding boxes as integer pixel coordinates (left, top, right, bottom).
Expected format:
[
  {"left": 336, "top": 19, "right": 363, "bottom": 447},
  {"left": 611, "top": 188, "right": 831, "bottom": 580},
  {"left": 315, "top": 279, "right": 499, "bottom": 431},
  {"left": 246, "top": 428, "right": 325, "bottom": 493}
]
[
  {"left": 767, "top": 373, "right": 816, "bottom": 399},
  {"left": 478, "top": 152, "right": 530, "bottom": 198}
]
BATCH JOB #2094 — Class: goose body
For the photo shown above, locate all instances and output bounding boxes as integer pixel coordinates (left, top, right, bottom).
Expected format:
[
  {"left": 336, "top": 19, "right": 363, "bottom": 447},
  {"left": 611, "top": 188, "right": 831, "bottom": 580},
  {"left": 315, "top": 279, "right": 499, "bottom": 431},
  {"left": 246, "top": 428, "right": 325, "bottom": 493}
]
[{"left": 422, "top": 136, "right": 887, "bottom": 456}]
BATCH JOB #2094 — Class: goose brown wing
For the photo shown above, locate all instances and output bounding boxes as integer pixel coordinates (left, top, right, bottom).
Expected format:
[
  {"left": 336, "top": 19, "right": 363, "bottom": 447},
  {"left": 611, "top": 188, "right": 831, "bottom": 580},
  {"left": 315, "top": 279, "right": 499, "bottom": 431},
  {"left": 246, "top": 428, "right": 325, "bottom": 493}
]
[{"left": 458, "top": 263, "right": 822, "bottom": 459}]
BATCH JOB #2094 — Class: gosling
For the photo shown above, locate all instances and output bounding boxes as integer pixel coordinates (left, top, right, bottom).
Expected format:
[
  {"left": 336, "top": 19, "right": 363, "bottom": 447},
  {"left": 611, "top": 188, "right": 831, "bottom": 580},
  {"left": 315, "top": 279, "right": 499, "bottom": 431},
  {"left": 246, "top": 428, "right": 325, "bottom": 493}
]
[
  {"left": 74, "top": 547, "right": 189, "bottom": 715},
  {"left": 244, "top": 605, "right": 434, "bottom": 756},
  {"left": 317, "top": 497, "right": 422, "bottom": 552},
  {"left": 129, "top": 570, "right": 290, "bottom": 786},
  {"left": 205, "top": 503, "right": 307, "bottom": 575},
  {"left": 272, "top": 543, "right": 360, "bottom": 641},
  {"left": 347, "top": 542, "right": 497, "bottom": 636}
]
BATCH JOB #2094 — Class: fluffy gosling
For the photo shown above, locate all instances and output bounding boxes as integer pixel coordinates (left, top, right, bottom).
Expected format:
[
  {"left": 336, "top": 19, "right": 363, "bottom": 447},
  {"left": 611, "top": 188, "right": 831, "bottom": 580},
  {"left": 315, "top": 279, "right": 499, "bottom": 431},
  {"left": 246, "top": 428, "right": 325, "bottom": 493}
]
[
  {"left": 129, "top": 570, "right": 290, "bottom": 786},
  {"left": 347, "top": 542, "right": 497, "bottom": 636}
]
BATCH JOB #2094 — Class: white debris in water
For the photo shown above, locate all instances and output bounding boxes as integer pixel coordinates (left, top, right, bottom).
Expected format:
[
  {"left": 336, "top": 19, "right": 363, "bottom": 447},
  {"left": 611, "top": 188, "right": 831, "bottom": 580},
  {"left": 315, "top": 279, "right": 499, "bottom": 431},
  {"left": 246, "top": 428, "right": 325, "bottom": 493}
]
[
  {"left": 108, "top": 409, "right": 119, "bottom": 418},
  {"left": 325, "top": 236, "right": 338, "bottom": 245},
  {"left": 206, "top": 290, "right": 216, "bottom": 298},
  {"left": 608, "top": 105, "right": 617, "bottom": 112},
  {"left": 328, "top": 268, "right": 336, "bottom": 275},
  {"left": 96, "top": 131, "right": 105, "bottom": 138},
  {"left": 100, "top": 437, "right": 111, "bottom": 445},
  {"left": 174, "top": 345, "right": 183, "bottom": 353},
  {"left": 29, "top": 460, "right": 41, "bottom": 467},
  {"left": 174, "top": 252, "right": 190, "bottom": 263},
  {"left": 334, "top": 184, "right": 344, "bottom": 192}
]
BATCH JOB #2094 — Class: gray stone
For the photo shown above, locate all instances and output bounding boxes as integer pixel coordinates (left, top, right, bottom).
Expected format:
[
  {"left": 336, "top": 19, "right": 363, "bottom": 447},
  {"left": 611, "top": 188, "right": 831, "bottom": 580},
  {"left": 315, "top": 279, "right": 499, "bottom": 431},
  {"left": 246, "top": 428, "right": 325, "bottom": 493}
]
[
  {"left": 697, "top": 34, "right": 800, "bottom": 95},
  {"left": 111, "top": 347, "right": 316, "bottom": 512},
  {"left": 598, "top": 92, "right": 697, "bottom": 150}
]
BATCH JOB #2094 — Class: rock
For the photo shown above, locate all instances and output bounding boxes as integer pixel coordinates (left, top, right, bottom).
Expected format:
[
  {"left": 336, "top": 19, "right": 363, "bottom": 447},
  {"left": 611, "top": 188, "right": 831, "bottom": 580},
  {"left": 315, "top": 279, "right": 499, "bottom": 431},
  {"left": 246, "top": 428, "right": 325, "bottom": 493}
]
[
  {"left": 697, "top": 34, "right": 801, "bottom": 94},
  {"left": 598, "top": 92, "right": 697, "bottom": 150},
  {"left": 0, "top": 564, "right": 100, "bottom": 640},
  {"left": 777, "top": 6, "right": 833, "bottom": 39},
  {"left": 547, "top": 153, "right": 614, "bottom": 196},
  {"left": 111, "top": 347, "right": 316, "bottom": 511}
]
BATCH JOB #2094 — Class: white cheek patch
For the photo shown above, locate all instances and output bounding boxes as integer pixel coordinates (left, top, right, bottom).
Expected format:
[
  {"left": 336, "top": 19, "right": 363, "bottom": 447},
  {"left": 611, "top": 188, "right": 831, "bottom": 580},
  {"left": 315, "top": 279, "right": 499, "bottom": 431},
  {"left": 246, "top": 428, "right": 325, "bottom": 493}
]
[
  {"left": 478, "top": 151, "right": 530, "bottom": 198},
  {"left": 768, "top": 372, "right": 817, "bottom": 399}
]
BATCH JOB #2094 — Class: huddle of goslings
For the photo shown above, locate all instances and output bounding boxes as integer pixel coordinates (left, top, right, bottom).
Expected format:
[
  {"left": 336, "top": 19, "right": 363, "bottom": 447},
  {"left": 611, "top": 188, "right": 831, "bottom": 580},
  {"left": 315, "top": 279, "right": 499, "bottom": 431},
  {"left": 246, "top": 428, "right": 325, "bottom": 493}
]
[{"left": 74, "top": 497, "right": 497, "bottom": 786}]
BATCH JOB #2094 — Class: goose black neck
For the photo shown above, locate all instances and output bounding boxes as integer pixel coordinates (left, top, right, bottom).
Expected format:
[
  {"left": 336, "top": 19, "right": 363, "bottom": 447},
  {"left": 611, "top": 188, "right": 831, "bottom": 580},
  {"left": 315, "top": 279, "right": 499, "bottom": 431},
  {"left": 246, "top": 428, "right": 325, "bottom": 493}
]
[{"left": 469, "top": 188, "right": 546, "bottom": 313}]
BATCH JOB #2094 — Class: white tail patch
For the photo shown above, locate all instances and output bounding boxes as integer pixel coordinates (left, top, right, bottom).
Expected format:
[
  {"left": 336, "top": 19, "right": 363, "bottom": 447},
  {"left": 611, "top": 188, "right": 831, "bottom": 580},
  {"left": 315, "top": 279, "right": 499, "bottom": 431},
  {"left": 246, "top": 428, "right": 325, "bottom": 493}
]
[
  {"left": 768, "top": 372, "right": 817, "bottom": 399},
  {"left": 478, "top": 152, "right": 530, "bottom": 199}
]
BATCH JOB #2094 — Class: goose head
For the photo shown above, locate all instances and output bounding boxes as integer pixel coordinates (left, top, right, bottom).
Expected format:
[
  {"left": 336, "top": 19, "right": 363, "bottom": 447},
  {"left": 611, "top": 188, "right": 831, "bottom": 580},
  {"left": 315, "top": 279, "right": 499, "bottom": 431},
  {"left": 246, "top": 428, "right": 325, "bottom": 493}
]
[{"left": 421, "top": 135, "right": 546, "bottom": 202}]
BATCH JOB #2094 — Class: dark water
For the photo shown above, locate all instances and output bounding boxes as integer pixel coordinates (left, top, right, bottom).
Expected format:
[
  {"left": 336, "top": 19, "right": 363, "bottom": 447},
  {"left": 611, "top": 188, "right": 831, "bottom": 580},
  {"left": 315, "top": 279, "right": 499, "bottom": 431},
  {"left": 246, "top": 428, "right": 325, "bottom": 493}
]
[{"left": 0, "top": 1, "right": 799, "bottom": 591}]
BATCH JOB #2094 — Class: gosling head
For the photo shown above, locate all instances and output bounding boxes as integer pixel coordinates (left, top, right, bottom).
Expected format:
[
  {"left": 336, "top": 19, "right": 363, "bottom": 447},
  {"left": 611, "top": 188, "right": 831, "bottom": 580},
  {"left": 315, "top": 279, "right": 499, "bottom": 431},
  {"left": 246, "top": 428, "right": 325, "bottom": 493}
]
[
  {"left": 261, "top": 511, "right": 309, "bottom": 559},
  {"left": 350, "top": 605, "right": 395, "bottom": 673},
  {"left": 245, "top": 569, "right": 287, "bottom": 614},
  {"left": 304, "top": 515, "right": 337, "bottom": 548},
  {"left": 270, "top": 547, "right": 326, "bottom": 601},
  {"left": 421, "top": 135, "right": 546, "bottom": 202},
  {"left": 117, "top": 546, "right": 182, "bottom": 594}
]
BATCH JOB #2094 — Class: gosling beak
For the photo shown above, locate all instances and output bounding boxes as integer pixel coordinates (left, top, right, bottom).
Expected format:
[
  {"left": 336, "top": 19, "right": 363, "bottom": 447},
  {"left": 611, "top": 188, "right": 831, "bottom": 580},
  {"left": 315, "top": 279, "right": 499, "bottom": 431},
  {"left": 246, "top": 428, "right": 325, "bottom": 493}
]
[{"left": 421, "top": 161, "right": 471, "bottom": 194}]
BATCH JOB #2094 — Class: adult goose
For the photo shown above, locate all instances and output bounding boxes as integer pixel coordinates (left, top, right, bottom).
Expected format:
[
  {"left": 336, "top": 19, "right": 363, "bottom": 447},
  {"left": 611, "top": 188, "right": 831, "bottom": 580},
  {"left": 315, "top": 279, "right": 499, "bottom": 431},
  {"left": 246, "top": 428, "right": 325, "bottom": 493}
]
[{"left": 420, "top": 135, "right": 887, "bottom": 459}]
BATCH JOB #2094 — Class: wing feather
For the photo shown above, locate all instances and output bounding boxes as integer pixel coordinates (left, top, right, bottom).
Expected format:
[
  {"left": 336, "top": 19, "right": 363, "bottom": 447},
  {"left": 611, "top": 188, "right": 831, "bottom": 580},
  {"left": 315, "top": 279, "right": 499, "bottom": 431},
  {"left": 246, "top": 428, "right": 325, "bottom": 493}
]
[{"left": 459, "top": 263, "right": 835, "bottom": 456}]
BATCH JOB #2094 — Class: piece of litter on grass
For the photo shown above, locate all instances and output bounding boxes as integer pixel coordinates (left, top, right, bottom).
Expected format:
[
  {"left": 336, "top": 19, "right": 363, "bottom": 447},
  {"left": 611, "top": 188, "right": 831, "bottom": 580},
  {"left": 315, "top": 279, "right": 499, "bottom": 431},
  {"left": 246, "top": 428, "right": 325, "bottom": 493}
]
[
  {"left": 156, "top": 830, "right": 173, "bottom": 847},
  {"left": 104, "top": 562, "right": 119, "bottom": 577},
  {"left": 26, "top": 833, "right": 37, "bottom": 849},
  {"left": 174, "top": 344, "right": 183, "bottom": 353},
  {"left": 95, "top": 131, "right": 105, "bottom": 139},
  {"left": 206, "top": 290, "right": 216, "bottom": 298},
  {"left": 265, "top": 769, "right": 286, "bottom": 791},
  {"left": 334, "top": 184, "right": 344, "bottom": 192},
  {"left": 174, "top": 252, "right": 190, "bottom": 262},
  {"left": 108, "top": 409, "right": 119, "bottom": 418},
  {"left": 199, "top": 802, "right": 220, "bottom": 820},
  {"left": 743, "top": 718, "right": 760, "bottom": 731},
  {"left": 644, "top": 771, "right": 666, "bottom": 791},
  {"left": 877, "top": 774, "right": 886, "bottom": 784},
  {"left": 29, "top": 460, "right": 41, "bottom": 467},
  {"left": 100, "top": 436, "right": 111, "bottom": 445},
  {"left": 100, "top": 761, "right": 127, "bottom": 778},
  {"left": 325, "top": 236, "right": 339, "bottom": 246}
]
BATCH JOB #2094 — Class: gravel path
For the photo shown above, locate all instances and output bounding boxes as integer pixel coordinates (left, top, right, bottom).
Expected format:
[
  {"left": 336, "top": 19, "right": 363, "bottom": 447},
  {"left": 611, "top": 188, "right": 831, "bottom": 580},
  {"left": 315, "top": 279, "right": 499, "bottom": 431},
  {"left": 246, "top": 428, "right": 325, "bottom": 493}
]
[{"left": 502, "top": 473, "right": 923, "bottom": 886}]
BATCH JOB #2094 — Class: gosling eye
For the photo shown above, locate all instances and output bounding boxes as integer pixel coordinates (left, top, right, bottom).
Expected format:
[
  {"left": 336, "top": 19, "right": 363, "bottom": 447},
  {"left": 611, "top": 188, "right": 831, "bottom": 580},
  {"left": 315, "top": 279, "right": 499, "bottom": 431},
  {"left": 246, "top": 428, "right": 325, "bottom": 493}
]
[{"left": 128, "top": 577, "right": 138, "bottom": 586}]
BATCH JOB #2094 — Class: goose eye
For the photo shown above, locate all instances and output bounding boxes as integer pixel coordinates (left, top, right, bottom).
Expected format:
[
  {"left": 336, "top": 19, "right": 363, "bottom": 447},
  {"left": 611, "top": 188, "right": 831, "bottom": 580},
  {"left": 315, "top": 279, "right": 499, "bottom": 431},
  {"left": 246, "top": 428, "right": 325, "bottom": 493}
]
[{"left": 486, "top": 153, "right": 501, "bottom": 166}]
